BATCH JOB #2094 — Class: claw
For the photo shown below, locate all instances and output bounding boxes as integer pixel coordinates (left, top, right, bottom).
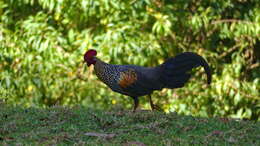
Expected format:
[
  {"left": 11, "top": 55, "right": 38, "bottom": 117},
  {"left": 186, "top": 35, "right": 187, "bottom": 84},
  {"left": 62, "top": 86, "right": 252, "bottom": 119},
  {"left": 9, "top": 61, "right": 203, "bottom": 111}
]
[
  {"left": 149, "top": 95, "right": 163, "bottom": 112},
  {"left": 151, "top": 104, "right": 163, "bottom": 111}
]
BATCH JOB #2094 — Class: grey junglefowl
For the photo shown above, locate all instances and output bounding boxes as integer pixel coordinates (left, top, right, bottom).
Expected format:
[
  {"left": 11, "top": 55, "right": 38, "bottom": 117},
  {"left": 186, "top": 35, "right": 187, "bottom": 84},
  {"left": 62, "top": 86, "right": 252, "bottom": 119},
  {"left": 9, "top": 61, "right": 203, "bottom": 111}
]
[{"left": 84, "top": 49, "right": 211, "bottom": 112}]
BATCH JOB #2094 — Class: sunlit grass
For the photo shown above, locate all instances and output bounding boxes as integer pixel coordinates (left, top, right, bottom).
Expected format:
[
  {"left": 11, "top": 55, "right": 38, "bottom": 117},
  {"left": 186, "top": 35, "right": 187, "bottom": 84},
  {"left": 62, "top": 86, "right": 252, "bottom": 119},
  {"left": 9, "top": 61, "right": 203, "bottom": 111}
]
[{"left": 0, "top": 103, "right": 259, "bottom": 145}]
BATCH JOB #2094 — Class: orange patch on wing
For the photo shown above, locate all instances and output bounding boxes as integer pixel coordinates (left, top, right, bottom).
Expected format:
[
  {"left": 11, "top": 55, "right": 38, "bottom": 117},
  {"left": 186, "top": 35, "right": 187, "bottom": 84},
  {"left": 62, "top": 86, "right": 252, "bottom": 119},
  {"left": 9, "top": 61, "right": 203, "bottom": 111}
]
[{"left": 118, "top": 69, "right": 137, "bottom": 88}]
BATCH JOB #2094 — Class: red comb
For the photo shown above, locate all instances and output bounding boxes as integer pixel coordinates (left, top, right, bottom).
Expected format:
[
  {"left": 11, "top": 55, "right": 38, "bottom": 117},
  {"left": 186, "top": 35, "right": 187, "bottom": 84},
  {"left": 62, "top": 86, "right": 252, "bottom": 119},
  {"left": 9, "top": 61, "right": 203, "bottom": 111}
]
[
  {"left": 86, "top": 49, "right": 97, "bottom": 56},
  {"left": 84, "top": 49, "right": 97, "bottom": 58}
]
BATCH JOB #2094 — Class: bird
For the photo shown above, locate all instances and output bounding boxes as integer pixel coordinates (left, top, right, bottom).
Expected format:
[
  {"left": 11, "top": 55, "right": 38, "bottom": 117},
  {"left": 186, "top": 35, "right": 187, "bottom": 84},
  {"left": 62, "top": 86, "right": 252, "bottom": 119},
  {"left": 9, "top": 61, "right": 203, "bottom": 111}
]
[{"left": 84, "top": 49, "right": 211, "bottom": 112}]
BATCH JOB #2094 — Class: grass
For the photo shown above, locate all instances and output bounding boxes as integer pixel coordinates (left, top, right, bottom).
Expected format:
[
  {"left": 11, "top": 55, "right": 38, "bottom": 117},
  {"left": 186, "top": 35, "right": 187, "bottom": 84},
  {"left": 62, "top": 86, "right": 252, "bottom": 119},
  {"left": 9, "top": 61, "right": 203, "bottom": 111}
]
[{"left": 0, "top": 103, "right": 259, "bottom": 145}]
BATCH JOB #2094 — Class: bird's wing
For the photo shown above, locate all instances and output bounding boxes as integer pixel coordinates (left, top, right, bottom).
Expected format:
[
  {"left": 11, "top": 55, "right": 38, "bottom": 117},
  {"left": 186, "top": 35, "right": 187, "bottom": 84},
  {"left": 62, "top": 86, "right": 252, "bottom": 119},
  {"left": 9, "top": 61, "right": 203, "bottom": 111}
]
[
  {"left": 117, "top": 68, "right": 161, "bottom": 96},
  {"left": 118, "top": 69, "right": 138, "bottom": 89}
]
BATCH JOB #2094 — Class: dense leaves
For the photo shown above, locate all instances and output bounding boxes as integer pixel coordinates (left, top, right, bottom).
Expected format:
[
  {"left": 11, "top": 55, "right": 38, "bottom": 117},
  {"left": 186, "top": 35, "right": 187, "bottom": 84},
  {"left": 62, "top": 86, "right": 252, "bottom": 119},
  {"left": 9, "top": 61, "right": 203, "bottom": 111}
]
[{"left": 0, "top": 0, "right": 259, "bottom": 120}]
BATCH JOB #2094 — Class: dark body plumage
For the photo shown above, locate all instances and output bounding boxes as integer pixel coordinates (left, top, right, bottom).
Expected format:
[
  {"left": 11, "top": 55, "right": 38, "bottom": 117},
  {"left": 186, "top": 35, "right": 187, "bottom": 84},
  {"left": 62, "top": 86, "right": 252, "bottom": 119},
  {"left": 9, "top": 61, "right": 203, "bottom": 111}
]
[
  {"left": 88, "top": 51, "right": 211, "bottom": 112},
  {"left": 94, "top": 59, "right": 162, "bottom": 97}
]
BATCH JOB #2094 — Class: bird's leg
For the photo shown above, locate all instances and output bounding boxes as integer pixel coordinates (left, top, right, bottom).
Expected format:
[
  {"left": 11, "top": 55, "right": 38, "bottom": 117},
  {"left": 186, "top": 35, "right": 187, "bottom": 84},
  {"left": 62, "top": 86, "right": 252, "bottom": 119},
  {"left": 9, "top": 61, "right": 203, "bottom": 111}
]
[
  {"left": 132, "top": 97, "right": 139, "bottom": 113},
  {"left": 148, "top": 94, "right": 162, "bottom": 111}
]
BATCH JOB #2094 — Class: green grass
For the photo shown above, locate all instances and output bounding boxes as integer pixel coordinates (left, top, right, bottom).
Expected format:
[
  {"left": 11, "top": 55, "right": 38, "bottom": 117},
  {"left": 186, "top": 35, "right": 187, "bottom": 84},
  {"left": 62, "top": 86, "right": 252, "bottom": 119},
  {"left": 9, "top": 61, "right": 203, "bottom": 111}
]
[{"left": 0, "top": 103, "right": 259, "bottom": 145}]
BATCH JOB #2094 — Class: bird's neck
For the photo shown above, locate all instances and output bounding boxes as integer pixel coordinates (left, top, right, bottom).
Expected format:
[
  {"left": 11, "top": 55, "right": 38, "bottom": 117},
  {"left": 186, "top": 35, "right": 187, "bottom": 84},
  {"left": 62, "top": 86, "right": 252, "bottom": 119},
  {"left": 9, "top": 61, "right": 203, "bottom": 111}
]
[
  {"left": 93, "top": 58, "right": 110, "bottom": 83},
  {"left": 94, "top": 58, "right": 107, "bottom": 69}
]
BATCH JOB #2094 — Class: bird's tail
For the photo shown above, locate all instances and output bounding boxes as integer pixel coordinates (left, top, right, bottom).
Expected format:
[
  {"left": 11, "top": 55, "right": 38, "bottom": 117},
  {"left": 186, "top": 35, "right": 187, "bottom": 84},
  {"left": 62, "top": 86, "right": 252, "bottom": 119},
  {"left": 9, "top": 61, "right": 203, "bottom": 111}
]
[{"left": 159, "top": 52, "right": 211, "bottom": 89}]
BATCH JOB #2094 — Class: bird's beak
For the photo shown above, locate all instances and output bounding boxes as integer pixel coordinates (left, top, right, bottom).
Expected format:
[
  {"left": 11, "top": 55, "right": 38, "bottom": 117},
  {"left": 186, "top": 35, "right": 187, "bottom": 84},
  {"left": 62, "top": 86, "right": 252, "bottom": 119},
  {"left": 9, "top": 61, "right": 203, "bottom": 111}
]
[
  {"left": 84, "top": 60, "right": 92, "bottom": 67},
  {"left": 82, "top": 60, "right": 90, "bottom": 66}
]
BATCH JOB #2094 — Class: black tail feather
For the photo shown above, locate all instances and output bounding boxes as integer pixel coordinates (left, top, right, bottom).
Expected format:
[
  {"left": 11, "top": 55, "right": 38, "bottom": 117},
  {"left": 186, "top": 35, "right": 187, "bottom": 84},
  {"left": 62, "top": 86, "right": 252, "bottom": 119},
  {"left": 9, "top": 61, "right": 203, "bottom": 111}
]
[{"left": 159, "top": 52, "right": 211, "bottom": 89}]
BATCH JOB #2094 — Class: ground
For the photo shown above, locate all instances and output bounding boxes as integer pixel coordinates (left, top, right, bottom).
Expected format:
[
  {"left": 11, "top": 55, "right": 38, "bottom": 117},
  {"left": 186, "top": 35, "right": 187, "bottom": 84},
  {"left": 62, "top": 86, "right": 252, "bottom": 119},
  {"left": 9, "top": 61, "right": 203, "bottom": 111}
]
[{"left": 0, "top": 103, "right": 259, "bottom": 145}]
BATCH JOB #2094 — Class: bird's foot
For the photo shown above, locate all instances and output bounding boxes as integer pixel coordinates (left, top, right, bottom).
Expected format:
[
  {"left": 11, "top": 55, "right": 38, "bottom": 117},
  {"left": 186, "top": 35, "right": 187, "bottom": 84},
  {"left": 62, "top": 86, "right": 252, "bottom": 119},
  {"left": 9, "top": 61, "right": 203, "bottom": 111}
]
[{"left": 151, "top": 104, "right": 163, "bottom": 111}]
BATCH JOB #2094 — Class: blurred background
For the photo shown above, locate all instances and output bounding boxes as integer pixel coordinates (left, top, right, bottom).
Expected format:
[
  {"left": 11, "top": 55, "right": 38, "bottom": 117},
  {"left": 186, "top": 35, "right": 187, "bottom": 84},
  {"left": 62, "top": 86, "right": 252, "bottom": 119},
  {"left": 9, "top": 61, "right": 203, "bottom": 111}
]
[{"left": 0, "top": 0, "right": 259, "bottom": 120}]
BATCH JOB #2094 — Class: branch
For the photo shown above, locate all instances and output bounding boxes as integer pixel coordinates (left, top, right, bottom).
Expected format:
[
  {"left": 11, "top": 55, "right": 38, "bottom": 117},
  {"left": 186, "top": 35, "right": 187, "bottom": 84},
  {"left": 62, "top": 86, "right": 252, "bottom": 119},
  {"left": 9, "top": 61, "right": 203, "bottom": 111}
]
[
  {"left": 249, "top": 62, "right": 260, "bottom": 70},
  {"left": 211, "top": 19, "right": 254, "bottom": 25},
  {"left": 218, "top": 44, "right": 241, "bottom": 59},
  {"left": 227, "top": 83, "right": 259, "bottom": 100}
]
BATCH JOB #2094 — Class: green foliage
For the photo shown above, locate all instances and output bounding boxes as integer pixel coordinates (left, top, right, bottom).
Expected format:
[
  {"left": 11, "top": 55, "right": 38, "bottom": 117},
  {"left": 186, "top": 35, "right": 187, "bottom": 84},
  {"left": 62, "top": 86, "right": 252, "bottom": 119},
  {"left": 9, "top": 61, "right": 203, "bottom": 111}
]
[{"left": 0, "top": 0, "right": 259, "bottom": 120}]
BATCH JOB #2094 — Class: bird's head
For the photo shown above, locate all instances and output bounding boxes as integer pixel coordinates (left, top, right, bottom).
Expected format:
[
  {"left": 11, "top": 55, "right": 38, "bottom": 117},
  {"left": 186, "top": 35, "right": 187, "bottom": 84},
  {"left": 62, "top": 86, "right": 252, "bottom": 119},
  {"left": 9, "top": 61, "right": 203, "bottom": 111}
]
[{"left": 84, "top": 49, "right": 97, "bottom": 66}]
